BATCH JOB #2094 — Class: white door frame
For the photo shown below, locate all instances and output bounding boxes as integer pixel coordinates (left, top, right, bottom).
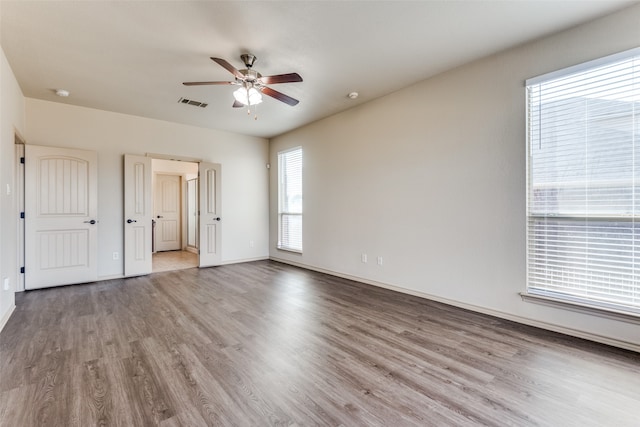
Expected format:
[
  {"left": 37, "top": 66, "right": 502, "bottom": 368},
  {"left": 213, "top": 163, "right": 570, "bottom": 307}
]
[
  {"left": 185, "top": 178, "right": 199, "bottom": 253},
  {"left": 15, "top": 138, "right": 25, "bottom": 292}
]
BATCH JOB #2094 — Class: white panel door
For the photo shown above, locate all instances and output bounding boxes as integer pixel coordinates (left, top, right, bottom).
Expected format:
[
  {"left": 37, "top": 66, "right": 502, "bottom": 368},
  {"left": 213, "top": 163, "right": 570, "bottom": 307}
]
[
  {"left": 199, "top": 162, "right": 222, "bottom": 267},
  {"left": 154, "top": 174, "right": 181, "bottom": 252},
  {"left": 25, "top": 145, "right": 98, "bottom": 289},
  {"left": 124, "top": 154, "right": 152, "bottom": 277}
]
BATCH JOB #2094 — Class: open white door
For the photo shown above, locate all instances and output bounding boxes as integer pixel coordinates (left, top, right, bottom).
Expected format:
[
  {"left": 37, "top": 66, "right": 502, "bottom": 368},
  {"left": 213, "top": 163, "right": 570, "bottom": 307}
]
[
  {"left": 198, "top": 162, "right": 222, "bottom": 267},
  {"left": 123, "top": 154, "right": 153, "bottom": 277},
  {"left": 25, "top": 145, "right": 98, "bottom": 289}
]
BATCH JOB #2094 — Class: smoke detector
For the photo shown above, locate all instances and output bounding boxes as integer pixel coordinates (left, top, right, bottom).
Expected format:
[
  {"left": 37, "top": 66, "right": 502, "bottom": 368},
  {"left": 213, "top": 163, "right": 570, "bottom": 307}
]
[{"left": 55, "top": 89, "right": 70, "bottom": 97}]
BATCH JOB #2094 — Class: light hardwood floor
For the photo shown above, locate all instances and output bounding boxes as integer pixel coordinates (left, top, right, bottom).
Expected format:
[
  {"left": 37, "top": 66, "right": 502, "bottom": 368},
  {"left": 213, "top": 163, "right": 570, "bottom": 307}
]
[
  {"left": 0, "top": 260, "right": 638, "bottom": 426},
  {"left": 152, "top": 250, "right": 198, "bottom": 273}
]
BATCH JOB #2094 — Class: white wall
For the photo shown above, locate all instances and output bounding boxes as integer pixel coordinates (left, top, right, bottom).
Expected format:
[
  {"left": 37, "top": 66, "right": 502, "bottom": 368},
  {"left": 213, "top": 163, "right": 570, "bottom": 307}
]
[
  {"left": 25, "top": 99, "right": 269, "bottom": 278},
  {"left": 270, "top": 5, "right": 640, "bottom": 350},
  {"left": 0, "top": 46, "right": 25, "bottom": 331},
  {"left": 152, "top": 158, "right": 198, "bottom": 180}
]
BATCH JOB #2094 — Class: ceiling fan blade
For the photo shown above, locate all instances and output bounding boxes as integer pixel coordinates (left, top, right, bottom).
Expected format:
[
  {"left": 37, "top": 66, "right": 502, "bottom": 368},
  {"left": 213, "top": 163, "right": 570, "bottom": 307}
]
[
  {"left": 183, "top": 81, "right": 235, "bottom": 86},
  {"left": 261, "top": 87, "right": 299, "bottom": 106},
  {"left": 232, "top": 100, "right": 244, "bottom": 108},
  {"left": 259, "top": 73, "right": 303, "bottom": 85},
  {"left": 211, "top": 57, "right": 244, "bottom": 80}
]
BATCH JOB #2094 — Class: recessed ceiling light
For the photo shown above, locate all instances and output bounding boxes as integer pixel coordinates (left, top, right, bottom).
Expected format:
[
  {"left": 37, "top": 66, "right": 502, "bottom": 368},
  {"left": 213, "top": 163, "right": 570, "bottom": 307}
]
[
  {"left": 348, "top": 92, "right": 359, "bottom": 99},
  {"left": 55, "top": 89, "right": 70, "bottom": 97}
]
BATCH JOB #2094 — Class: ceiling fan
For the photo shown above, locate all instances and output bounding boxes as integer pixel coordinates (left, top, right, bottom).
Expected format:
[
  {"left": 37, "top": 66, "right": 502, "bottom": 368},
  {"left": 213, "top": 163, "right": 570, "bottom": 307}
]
[{"left": 183, "top": 54, "right": 303, "bottom": 108}]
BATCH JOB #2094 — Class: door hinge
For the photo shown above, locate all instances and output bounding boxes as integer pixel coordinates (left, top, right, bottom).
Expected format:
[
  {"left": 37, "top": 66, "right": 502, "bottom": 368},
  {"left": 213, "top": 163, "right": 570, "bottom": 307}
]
[
  {"left": 20, "top": 157, "right": 25, "bottom": 164},
  {"left": 20, "top": 212, "right": 25, "bottom": 219},
  {"left": 20, "top": 267, "right": 25, "bottom": 274}
]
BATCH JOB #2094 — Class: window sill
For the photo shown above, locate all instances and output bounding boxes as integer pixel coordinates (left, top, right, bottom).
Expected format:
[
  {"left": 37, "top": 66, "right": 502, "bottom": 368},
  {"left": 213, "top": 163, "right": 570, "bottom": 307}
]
[
  {"left": 277, "top": 247, "right": 302, "bottom": 255},
  {"left": 520, "top": 292, "right": 640, "bottom": 325}
]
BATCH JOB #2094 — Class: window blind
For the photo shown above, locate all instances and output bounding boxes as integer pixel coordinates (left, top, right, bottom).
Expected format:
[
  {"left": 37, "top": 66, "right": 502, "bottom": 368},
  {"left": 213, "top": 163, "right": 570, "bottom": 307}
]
[
  {"left": 278, "top": 147, "right": 302, "bottom": 252},
  {"left": 526, "top": 48, "right": 640, "bottom": 313}
]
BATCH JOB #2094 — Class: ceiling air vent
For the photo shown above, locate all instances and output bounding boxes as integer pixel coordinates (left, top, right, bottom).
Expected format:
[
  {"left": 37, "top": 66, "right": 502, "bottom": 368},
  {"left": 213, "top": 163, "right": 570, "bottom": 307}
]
[{"left": 178, "top": 97, "right": 208, "bottom": 108}]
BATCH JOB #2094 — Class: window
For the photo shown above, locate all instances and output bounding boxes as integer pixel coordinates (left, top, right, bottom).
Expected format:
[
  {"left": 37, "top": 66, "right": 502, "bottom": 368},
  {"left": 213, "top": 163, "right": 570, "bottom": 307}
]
[
  {"left": 526, "top": 48, "right": 640, "bottom": 314},
  {"left": 278, "top": 147, "right": 302, "bottom": 252}
]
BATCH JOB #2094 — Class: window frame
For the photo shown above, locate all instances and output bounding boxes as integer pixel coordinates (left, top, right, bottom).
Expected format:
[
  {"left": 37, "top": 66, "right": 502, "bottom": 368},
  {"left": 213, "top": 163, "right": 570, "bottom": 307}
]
[
  {"left": 524, "top": 47, "right": 640, "bottom": 317},
  {"left": 277, "top": 146, "right": 303, "bottom": 253}
]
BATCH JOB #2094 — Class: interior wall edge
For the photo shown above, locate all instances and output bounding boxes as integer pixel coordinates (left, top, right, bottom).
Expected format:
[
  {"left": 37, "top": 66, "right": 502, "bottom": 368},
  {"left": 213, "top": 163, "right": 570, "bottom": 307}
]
[{"left": 269, "top": 256, "right": 640, "bottom": 354}]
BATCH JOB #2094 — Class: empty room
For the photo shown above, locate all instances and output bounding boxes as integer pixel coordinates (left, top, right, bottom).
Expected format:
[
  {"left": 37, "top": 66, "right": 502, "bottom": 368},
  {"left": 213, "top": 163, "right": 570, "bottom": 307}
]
[{"left": 1, "top": 1, "right": 639, "bottom": 426}]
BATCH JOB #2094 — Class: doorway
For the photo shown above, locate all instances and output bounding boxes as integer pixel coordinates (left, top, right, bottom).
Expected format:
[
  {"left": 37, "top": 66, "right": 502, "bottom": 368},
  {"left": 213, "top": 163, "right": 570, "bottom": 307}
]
[
  {"left": 151, "top": 159, "right": 198, "bottom": 272},
  {"left": 124, "top": 155, "right": 221, "bottom": 277}
]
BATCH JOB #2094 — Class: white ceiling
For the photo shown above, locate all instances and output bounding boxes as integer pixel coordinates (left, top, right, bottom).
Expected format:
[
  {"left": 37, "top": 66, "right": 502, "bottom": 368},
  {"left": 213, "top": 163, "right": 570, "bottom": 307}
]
[{"left": 1, "top": 1, "right": 636, "bottom": 139}]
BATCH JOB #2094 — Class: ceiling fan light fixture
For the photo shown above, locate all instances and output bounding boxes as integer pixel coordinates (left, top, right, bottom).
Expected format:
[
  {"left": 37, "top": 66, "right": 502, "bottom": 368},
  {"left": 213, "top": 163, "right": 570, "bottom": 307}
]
[{"left": 233, "top": 86, "right": 263, "bottom": 106}]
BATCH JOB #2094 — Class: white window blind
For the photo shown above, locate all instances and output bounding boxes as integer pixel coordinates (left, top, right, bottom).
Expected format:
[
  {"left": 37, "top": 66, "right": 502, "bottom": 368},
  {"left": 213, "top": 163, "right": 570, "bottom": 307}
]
[
  {"left": 278, "top": 147, "right": 302, "bottom": 252},
  {"left": 526, "top": 48, "right": 640, "bottom": 314}
]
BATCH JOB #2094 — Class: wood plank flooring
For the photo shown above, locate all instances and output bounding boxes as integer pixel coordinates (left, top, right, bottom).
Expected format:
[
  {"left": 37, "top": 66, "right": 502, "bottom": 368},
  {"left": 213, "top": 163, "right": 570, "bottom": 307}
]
[{"left": 1, "top": 260, "right": 639, "bottom": 426}]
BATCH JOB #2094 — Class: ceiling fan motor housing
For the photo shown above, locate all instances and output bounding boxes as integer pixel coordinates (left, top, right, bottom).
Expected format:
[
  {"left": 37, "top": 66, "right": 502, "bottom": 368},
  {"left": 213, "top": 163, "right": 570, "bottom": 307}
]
[{"left": 239, "top": 68, "right": 262, "bottom": 84}]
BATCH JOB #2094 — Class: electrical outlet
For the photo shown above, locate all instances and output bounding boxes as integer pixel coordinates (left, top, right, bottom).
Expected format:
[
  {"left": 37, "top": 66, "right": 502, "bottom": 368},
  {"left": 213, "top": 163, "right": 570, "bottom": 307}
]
[
  {"left": 361, "top": 253, "right": 368, "bottom": 263},
  {"left": 113, "top": 252, "right": 119, "bottom": 260},
  {"left": 250, "top": 240, "right": 255, "bottom": 248},
  {"left": 3, "top": 278, "right": 9, "bottom": 291},
  {"left": 377, "top": 256, "right": 383, "bottom": 266}
]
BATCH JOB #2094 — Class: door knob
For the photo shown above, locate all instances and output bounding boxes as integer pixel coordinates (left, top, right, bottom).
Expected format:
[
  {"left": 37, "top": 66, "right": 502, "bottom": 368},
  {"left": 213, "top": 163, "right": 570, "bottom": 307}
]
[
  {"left": 83, "top": 219, "right": 97, "bottom": 225},
  {"left": 157, "top": 215, "right": 163, "bottom": 219},
  {"left": 127, "top": 219, "right": 137, "bottom": 224}
]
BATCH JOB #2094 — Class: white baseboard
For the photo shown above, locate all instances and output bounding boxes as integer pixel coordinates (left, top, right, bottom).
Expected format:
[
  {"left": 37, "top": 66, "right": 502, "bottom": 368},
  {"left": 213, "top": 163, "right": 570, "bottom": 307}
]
[
  {"left": 270, "top": 257, "right": 640, "bottom": 353},
  {"left": 221, "top": 256, "right": 269, "bottom": 266},
  {"left": 0, "top": 305, "right": 16, "bottom": 334}
]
